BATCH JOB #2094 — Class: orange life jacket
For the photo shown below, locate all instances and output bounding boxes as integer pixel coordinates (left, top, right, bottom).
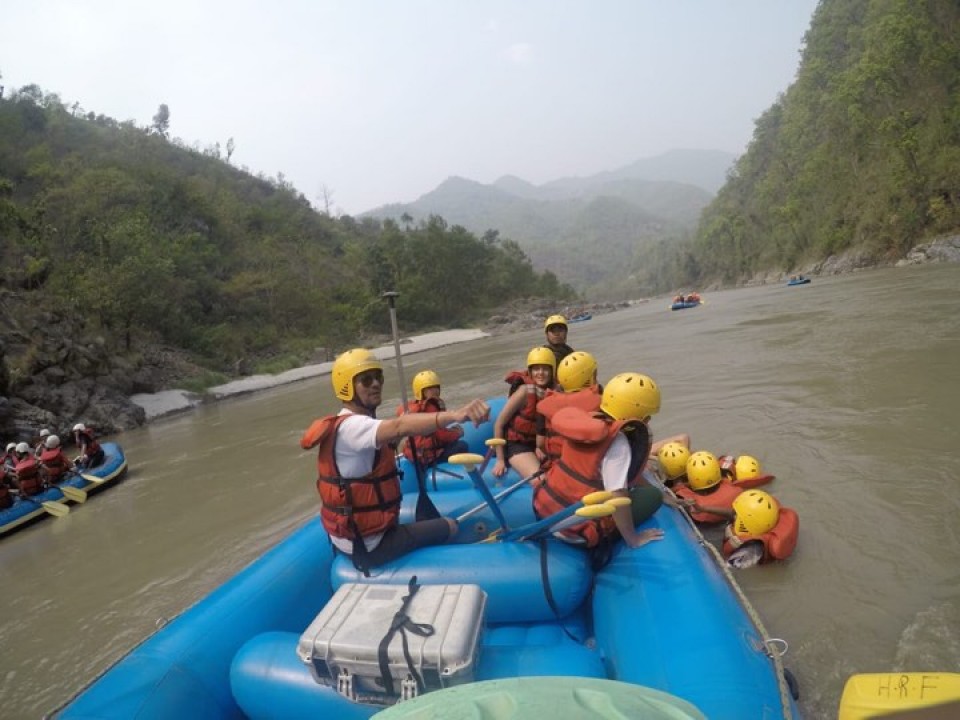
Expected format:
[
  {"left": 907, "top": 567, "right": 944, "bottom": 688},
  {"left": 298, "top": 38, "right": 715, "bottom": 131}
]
[
  {"left": 300, "top": 414, "right": 401, "bottom": 542},
  {"left": 502, "top": 371, "right": 543, "bottom": 446},
  {"left": 722, "top": 507, "right": 800, "bottom": 563},
  {"left": 40, "top": 448, "right": 72, "bottom": 482},
  {"left": 15, "top": 456, "right": 43, "bottom": 496},
  {"left": 396, "top": 398, "right": 461, "bottom": 466},
  {"left": 533, "top": 408, "right": 650, "bottom": 548},
  {"left": 674, "top": 479, "right": 743, "bottom": 524},
  {"left": 537, "top": 387, "right": 602, "bottom": 468}
]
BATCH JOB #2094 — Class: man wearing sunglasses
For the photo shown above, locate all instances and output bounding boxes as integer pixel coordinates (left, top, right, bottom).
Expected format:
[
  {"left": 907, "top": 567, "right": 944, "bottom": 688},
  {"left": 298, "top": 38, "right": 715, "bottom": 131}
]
[{"left": 301, "top": 348, "right": 490, "bottom": 574}]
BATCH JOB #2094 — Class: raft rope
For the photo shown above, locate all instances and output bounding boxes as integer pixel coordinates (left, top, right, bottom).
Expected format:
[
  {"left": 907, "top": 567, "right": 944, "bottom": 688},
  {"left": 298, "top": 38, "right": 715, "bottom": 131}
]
[{"left": 656, "top": 473, "right": 796, "bottom": 720}]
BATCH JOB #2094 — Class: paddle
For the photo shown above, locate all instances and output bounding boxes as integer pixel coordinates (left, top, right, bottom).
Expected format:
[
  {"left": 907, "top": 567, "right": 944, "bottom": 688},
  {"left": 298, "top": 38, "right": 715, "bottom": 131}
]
[
  {"left": 448, "top": 452, "right": 509, "bottom": 531},
  {"left": 486, "top": 490, "right": 616, "bottom": 543},
  {"left": 57, "top": 485, "right": 87, "bottom": 503},
  {"left": 838, "top": 672, "right": 960, "bottom": 720},
  {"left": 456, "top": 468, "right": 545, "bottom": 523},
  {"left": 79, "top": 472, "right": 107, "bottom": 485},
  {"left": 383, "top": 291, "right": 440, "bottom": 522},
  {"left": 479, "top": 438, "right": 504, "bottom": 476},
  {"left": 16, "top": 492, "right": 71, "bottom": 517},
  {"left": 519, "top": 501, "right": 622, "bottom": 541}
]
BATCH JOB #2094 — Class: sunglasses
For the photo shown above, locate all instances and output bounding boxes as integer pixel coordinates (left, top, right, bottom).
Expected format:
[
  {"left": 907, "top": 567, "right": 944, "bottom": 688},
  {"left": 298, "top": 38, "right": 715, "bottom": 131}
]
[{"left": 356, "top": 370, "right": 384, "bottom": 388}]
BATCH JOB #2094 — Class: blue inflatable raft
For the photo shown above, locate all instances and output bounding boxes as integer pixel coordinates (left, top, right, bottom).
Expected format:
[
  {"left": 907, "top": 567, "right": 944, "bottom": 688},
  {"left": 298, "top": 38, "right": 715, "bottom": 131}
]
[
  {"left": 787, "top": 276, "right": 811, "bottom": 286},
  {"left": 1, "top": 442, "right": 128, "bottom": 537},
  {"left": 55, "top": 404, "right": 799, "bottom": 718}
]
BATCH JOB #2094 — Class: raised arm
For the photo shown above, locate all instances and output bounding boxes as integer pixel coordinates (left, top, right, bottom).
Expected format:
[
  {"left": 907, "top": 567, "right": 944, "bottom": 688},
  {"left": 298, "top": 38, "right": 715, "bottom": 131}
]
[{"left": 376, "top": 399, "right": 489, "bottom": 447}]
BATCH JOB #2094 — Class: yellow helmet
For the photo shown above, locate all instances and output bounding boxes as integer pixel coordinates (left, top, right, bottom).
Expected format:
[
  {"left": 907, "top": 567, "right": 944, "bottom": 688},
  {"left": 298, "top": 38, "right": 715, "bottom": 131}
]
[
  {"left": 331, "top": 348, "right": 383, "bottom": 401},
  {"left": 686, "top": 451, "right": 721, "bottom": 490},
  {"left": 657, "top": 442, "right": 690, "bottom": 480},
  {"left": 543, "top": 314, "right": 568, "bottom": 330},
  {"left": 557, "top": 351, "right": 597, "bottom": 391},
  {"left": 732, "top": 490, "right": 780, "bottom": 536},
  {"left": 735, "top": 455, "right": 762, "bottom": 482},
  {"left": 599, "top": 373, "right": 661, "bottom": 421},
  {"left": 412, "top": 370, "right": 441, "bottom": 401},
  {"left": 526, "top": 346, "right": 557, "bottom": 372}
]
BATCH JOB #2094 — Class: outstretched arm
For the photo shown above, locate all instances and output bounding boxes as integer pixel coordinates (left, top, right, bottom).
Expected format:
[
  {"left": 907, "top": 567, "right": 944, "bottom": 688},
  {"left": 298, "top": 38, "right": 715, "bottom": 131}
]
[{"left": 376, "top": 399, "right": 489, "bottom": 447}]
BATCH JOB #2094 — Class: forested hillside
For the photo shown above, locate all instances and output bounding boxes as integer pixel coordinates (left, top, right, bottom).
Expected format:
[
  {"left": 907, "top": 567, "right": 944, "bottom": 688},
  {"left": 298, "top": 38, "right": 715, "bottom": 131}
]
[
  {"left": 631, "top": 0, "right": 960, "bottom": 293},
  {"left": 0, "top": 83, "right": 572, "bottom": 381}
]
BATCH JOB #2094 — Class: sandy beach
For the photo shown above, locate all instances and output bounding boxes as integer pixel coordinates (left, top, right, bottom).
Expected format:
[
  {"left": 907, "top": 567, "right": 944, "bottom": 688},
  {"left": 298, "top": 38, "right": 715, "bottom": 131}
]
[{"left": 129, "top": 329, "right": 489, "bottom": 420}]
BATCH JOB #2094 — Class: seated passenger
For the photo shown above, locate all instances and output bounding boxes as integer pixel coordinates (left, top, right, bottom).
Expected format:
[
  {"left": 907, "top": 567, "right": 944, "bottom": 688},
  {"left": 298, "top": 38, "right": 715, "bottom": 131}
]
[
  {"left": 39, "top": 435, "right": 75, "bottom": 485},
  {"left": 13, "top": 442, "right": 44, "bottom": 497},
  {"left": 72, "top": 423, "right": 104, "bottom": 469},
  {"left": 34, "top": 428, "right": 50, "bottom": 458},
  {"left": 300, "top": 348, "right": 489, "bottom": 574},
  {"left": 397, "top": 370, "right": 468, "bottom": 467},
  {"left": 533, "top": 372, "right": 667, "bottom": 551},
  {"left": 537, "top": 351, "right": 602, "bottom": 470},
  {"left": 492, "top": 347, "right": 558, "bottom": 480},
  {"left": 543, "top": 314, "right": 575, "bottom": 365}
]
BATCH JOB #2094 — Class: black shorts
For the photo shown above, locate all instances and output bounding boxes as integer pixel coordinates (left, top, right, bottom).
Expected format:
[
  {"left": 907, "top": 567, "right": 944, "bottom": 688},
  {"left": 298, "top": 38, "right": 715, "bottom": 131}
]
[
  {"left": 504, "top": 441, "right": 535, "bottom": 462},
  {"left": 362, "top": 518, "right": 452, "bottom": 569}
]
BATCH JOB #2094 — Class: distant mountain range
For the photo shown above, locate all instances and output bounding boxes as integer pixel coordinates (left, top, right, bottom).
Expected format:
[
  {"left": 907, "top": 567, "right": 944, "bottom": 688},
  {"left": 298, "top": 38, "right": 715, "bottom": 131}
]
[{"left": 363, "top": 149, "right": 736, "bottom": 296}]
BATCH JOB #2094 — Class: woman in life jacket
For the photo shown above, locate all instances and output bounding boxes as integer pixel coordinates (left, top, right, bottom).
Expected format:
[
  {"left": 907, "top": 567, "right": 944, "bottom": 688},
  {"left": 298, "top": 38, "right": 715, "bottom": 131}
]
[
  {"left": 537, "top": 351, "right": 603, "bottom": 471},
  {"left": 398, "top": 370, "right": 468, "bottom": 467},
  {"left": 39, "top": 435, "right": 75, "bottom": 484},
  {"left": 492, "top": 346, "right": 558, "bottom": 480},
  {"left": 533, "top": 372, "right": 667, "bottom": 550},
  {"left": 300, "top": 348, "right": 489, "bottom": 573},
  {"left": 72, "top": 423, "right": 104, "bottom": 469},
  {"left": 673, "top": 451, "right": 743, "bottom": 524}
]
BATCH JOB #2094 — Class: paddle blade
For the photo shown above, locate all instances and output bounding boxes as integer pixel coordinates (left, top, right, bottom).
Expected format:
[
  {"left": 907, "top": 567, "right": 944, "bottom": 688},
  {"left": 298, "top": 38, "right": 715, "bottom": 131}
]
[
  {"left": 605, "top": 496, "right": 632, "bottom": 507},
  {"left": 582, "top": 490, "right": 614, "bottom": 505},
  {"left": 59, "top": 486, "right": 88, "bottom": 503},
  {"left": 447, "top": 453, "right": 485, "bottom": 470},
  {"left": 42, "top": 501, "right": 71, "bottom": 517},
  {"left": 575, "top": 503, "right": 617, "bottom": 519},
  {"left": 80, "top": 473, "right": 107, "bottom": 484},
  {"left": 838, "top": 673, "right": 960, "bottom": 720},
  {"left": 484, "top": 438, "right": 506, "bottom": 447}
]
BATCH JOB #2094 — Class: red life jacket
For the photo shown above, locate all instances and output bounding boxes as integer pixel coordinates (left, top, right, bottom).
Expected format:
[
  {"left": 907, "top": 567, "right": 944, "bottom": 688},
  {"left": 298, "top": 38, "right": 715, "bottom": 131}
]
[
  {"left": 300, "top": 414, "right": 401, "bottom": 541},
  {"left": 533, "top": 408, "right": 649, "bottom": 548},
  {"left": 76, "top": 430, "right": 102, "bottom": 459},
  {"left": 15, "top": 456, "right": 43, "bottom": 496},
  {"left": 722, "top": 507, "right": 800, "bottom": 563},
  {"left": 396, "top": 398, "right": 461, "bottom": 466},
  {"left": 537, "top": 388, "right": 602, "bottom": 468},
  {"left": 503, "top": 371, "right": 544, "bottom": 446},
  {"left": 674, "top": 479, "right": 743, "bottom": 524},
  {"left": 40, "top": 448, "right": 72, "bottom": 482}
]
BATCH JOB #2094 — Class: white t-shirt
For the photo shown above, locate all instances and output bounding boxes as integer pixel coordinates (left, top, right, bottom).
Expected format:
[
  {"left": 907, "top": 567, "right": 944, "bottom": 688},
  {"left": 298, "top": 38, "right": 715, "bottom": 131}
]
[
  {"left": 599, "top": 432, "right": 631, "bottom": 492},
  {"left": 329, "top": 409, "right": 386, "bottom": 554}
]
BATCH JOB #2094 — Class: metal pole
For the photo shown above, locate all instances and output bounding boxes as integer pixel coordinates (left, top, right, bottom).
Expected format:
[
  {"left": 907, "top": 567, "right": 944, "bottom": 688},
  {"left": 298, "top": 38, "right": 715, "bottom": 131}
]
[{"left": 382, "top": 291, "right": 410, "bottom": 412}]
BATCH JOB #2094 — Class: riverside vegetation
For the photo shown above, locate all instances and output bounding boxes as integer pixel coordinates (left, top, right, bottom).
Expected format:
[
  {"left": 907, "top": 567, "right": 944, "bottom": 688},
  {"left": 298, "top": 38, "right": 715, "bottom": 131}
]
[{"left": 1, "top": 0, "right": 958, "bottom": 438}]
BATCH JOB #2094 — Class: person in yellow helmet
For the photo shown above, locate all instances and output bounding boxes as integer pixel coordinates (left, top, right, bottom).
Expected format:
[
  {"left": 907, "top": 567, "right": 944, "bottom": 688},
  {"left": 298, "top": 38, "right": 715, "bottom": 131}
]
[
  {"left": 543, "top": 314, "right": 574, "bottom": 365},
  {"left": 301, "top": 348, "right": 490, "bottom": 573},
  {"left": 533, "top": 372, "right": 666, "bottom": 551},
  {"left": 397, "top": 369, "right": 468, "bottom": 466},
  {"left": 492, "top": 347, "right": 558, "bottom": 480}
]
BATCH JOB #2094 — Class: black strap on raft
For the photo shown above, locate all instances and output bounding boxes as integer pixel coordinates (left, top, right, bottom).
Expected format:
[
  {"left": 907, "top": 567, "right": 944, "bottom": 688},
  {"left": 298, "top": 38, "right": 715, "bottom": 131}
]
[
  {"left": 377, "top": 576, "right": 435, "bottom": 696},
  {"left": 538, "top": 540, "right": 586, "bottom": 644}
]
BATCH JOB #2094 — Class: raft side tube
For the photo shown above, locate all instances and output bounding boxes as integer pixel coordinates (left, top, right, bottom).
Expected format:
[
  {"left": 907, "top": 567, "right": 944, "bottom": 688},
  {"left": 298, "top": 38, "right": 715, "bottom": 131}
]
[
  {"left": 59, "top": 519, "right": 335, "bottom": 719},
  {"left": 331, "top": 540, "right": 593, "bottom": 624}
]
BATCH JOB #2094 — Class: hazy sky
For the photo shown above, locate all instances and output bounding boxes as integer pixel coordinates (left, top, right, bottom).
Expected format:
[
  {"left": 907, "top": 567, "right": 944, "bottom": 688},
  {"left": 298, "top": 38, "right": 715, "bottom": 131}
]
[{"left": 2, "top": 1, "right": 819, "bottom": 215}]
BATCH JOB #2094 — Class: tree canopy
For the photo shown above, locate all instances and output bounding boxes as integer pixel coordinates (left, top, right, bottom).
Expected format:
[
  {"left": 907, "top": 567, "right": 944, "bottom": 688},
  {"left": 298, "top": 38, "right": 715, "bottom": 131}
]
[{"left": 0, "top": 86, "right": 574, "bottom": 373}]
